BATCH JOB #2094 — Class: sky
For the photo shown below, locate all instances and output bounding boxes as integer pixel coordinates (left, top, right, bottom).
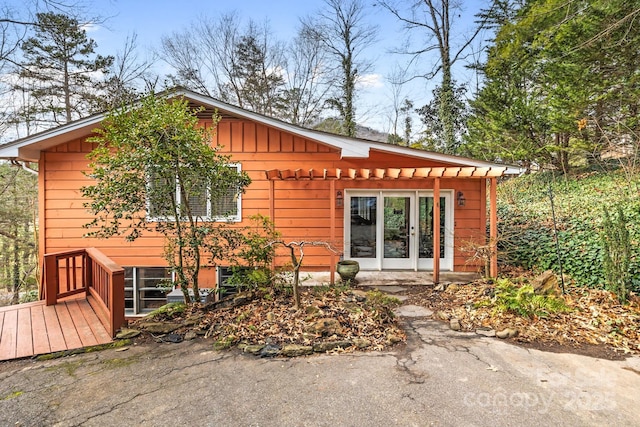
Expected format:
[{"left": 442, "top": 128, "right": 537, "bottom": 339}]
[{"left": 10, "top": 0, "right": 488, "bottom": 132}]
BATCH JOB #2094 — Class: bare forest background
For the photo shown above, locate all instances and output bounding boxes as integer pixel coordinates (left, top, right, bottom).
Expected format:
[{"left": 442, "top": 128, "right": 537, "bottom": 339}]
[{"left": 1, "top": 0, "right": 639, "bottom": 304}]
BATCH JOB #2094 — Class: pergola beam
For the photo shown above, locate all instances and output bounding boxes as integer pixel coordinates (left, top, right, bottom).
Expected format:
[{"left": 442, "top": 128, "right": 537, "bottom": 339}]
[{"left": 265, "top": 167, "right": 509, "bottom": 180}]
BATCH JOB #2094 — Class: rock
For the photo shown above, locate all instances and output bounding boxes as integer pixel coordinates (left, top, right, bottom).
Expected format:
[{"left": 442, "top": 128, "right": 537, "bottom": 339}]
[
  {"left": 435, "top": 311, "right": 450, "bottom": 321},
  {"left": 140, "top": 322, "right": 181, "bottom": 334},
  {"left": 449, "top": 318, "right": 461, "bottom": 331},
  {"left": 308, "top": 318, "right": 343, "bottom": 336},
  {"left": 496, "top": 328, "right": 519, "bottom": 339},
  {"left": 281, "top": 344, "right": 313, "bottom": 357},
  {"left": 445, "top": 283, "right": 459, "bottom": 294},
  {"left": 116, "top": 328, "right": 140, "bottom": 339},
  {"left": 386, "top": 333, "right": 403, "bottom": 345},
  {"left": 304, "top": 306, "right": 321, "bottom": 321},
  {"left": 243, "top": 344, "right": 265, "bottom": 355},
  {"left": 342, "top": 302, "right": 360, "bottom": 313},
  {"left": 233, "top": 294, "right": 251, "bottom": 305},
  {"left": 353, "top": 338, "right": 371, "bottom": 349},
  {"left": 532, "top": 270, "right": 561, "bottom": 296},
  {"left": 394, "top": 305, "right": 433, "bottom": 318},
  {"left": 259, "top": 344, "right": 281, "bottom": 358},
  {"left": 183, "top": 314, "right": 204, "bottom": 327},
  {"left": 313, "top": 341, "right": 353, "bottom": 353},
  {"left": 312, "top": 299, "right": 328, "bottom": 308},
  {"left": 184, "top": 331, "right": 197, "bottom": 341},
  {"left": 475, "top": 328, "right": 496, "bottom": 337},
  {"left": 351, "top": 290, "right": 368, "bottom": 301},
  {"left": 162, "top": 333, "right": 183, "bottom": 343},
  {"left": 375, "top": 286, "right": 407, "bottom": 294}
]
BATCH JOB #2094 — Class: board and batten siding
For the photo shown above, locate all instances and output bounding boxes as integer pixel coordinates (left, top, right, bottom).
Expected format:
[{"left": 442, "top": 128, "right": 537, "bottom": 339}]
[{"left": 40, "top": 118, "right": 485, "bottom": 274}]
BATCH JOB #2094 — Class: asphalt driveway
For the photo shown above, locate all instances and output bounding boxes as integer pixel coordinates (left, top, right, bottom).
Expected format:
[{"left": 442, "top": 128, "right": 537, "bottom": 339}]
[{"left": 1, "top": 307, "right": 639, "bottom": 427}]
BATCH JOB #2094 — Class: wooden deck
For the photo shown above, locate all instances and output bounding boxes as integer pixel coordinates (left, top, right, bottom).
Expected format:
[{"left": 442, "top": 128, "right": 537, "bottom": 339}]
[{"left": 0, "top": 298, "right": 112, "bottom": 361}]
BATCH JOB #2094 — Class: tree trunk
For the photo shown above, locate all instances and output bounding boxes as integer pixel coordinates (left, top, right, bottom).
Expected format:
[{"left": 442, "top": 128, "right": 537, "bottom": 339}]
[
  {"left": 343, "top": 51, "right": 356, "bottom": 137},
  {"left": 12, "top": 238, "right": 19, "bottom": 305},
  {"left": 440, "top": 60, "right": 456, "bottom": 153}
]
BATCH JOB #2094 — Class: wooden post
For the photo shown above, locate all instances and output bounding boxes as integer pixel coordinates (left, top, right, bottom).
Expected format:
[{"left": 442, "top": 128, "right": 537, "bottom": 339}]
[
  {"left": 433, "top": 178, "right": 441, "bottom": 284},
  {"left": 44, "top": 254, "right": 58, "bottom": 306},
  {"left": 84, "top": 251, "right": 92, "bottom": 298},
  {"left": 269, "top": 179, "right": 275, "bottom": 222},
  {"left": 38, "top": 152, "right": 46, "bottom": 282},
  {"left": 110, "top": 269, "right": 125, "bottom": 336},
  {"left": 489, "top": 177, "right": 498, "bottom": 278},
  {"left": 330, "top": 180, "right": 336, "bottom": 285},
  {"left": 269, "top": 179, "right": 276, "bottom": 276}
]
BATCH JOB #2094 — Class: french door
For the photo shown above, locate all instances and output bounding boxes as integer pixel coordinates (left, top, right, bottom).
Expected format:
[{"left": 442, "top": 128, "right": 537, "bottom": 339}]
[{"left": 346, "top": 190, "right": 453, "bottom": 270}]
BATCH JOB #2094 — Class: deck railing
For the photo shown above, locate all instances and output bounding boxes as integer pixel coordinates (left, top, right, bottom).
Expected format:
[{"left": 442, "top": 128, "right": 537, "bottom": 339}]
[{"left": 41, "top": 248, "right": 125, "bottom": 337}]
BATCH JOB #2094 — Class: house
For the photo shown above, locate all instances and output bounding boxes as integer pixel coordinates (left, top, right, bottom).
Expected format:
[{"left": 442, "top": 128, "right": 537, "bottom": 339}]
[{"left": 0, "top": 89, "right": 521, "bottom": 318}]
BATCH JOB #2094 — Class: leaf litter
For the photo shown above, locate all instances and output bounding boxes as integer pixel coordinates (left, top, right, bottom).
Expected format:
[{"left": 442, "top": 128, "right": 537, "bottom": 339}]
[
  {"left": 133, "top": 287, "right": 406, "bottom": 353},
  {"left": 406, "top": 280, "right": 640, "bottom": 356}
]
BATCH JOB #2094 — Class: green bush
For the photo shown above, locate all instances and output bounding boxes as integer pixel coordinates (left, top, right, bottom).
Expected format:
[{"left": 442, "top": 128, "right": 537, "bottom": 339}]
[
  {"left": 601, "top": 206, "right": 632, "bottom": 302},
  {"left": 490, "top": 279, "right": 570, "bottom": 319},
  {"left": 497, "top": 170, "right": 640, "bottom": 293},
  {"left": 19, "top": 290, "right": 38, "bottom": 304}
]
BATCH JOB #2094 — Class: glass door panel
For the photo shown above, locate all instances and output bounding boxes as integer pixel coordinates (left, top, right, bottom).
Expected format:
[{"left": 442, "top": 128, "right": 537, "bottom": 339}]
[
  {"left": 382, "top": 195, "right": 414, "bottom": 269},
  {"left": 384, "top": 196, "right": 410, "bottom": 258},
  {"left": 418, "top": 196, "right": 445, "bottom": 259},
  {"left": 349, "top": 196, "right": 377, "bottom": 259}
]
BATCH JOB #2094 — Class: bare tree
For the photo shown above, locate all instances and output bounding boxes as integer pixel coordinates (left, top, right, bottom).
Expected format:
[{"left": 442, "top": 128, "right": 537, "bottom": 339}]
[
  {"left": 224, "top": 20, "right": 287, "bottom": 116},
  {"left": 377, "top": 0, "right": 490, "bottom": 153},
  {"left": 160, "top": 13, "right": 288, "bottom": 117},
  {"left": 98, "top": 33, "right": 156, "bottom": 109},
  {"left": 385, "top": 65, "right": 415, "bottom": 144},
  {"left": 301, "top": 0, "right": 378, "bottom": 137},
  {"left": 281, "top": 27, "right": 334, "bottom": 126}
]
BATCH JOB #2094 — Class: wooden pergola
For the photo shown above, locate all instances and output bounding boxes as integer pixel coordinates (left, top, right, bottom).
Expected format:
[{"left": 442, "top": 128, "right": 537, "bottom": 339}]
[{"left": 265, "top": 166, "right": 505, "bottom": 284}]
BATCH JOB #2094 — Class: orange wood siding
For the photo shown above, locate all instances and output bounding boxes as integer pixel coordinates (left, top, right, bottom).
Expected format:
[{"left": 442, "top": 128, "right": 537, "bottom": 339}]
[{"left": 41, "top": 119, "right": 485, "bottom": 273}]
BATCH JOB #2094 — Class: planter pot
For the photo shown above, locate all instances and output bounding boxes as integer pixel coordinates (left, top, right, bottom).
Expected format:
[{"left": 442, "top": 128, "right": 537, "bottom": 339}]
[{"left": 336, "top": 260, "right": 360, "bottom": 282}]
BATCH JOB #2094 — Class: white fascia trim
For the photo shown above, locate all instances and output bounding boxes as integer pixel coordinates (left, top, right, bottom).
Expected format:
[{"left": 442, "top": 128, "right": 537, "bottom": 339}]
[{"left": 0, "top": 114, "right": 104, "bottom": 162}]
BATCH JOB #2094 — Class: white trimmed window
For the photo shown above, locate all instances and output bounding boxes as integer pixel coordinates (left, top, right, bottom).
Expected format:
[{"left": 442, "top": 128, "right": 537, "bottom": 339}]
[
  {"left": 124, "top": 267, "right": 173, "bottom": 316},
  {"left": 147, "top": 163, "right": 242, "bottom": 222}
]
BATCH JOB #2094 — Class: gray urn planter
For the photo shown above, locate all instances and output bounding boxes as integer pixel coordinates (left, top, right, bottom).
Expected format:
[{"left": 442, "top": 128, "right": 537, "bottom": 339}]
[{"left": 336, "top": 260, "right": 360, "bottom": 282}]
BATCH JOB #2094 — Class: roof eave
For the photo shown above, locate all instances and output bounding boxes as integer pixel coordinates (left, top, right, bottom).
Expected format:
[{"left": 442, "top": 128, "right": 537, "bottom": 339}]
[
  {"left": 0, "top": 89, "right": 526, "bottom": 173},
  {"left": 0, "top": 115, "right": 103, "bottom": 162}
]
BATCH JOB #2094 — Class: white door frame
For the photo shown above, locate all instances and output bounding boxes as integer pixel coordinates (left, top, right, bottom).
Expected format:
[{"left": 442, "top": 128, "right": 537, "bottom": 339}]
[{"left": 344, "top": 190, "right": 454, "bottom": 271}]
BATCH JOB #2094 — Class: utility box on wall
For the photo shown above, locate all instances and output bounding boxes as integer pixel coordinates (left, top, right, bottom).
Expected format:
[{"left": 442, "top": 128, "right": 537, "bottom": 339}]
[{"left": 166, "top": 288, "right": 214, "bottom": 304}]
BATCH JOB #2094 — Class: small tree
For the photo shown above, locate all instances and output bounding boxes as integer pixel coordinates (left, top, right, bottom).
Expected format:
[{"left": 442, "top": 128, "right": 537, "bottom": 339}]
[
  {"left": 268, "top": 240, "right": 339, "bottom": 309},
  {"left": 601, "top": 206, "right": 631, "bottom": 303},
  {"left": 82, "top": 94, "right": 251, "bottom": 303}
]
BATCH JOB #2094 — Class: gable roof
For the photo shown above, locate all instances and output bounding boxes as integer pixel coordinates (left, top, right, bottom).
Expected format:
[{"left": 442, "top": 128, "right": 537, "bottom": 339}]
[{"left": 0, "top": 88, "right": 522, "bottom": 174}]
